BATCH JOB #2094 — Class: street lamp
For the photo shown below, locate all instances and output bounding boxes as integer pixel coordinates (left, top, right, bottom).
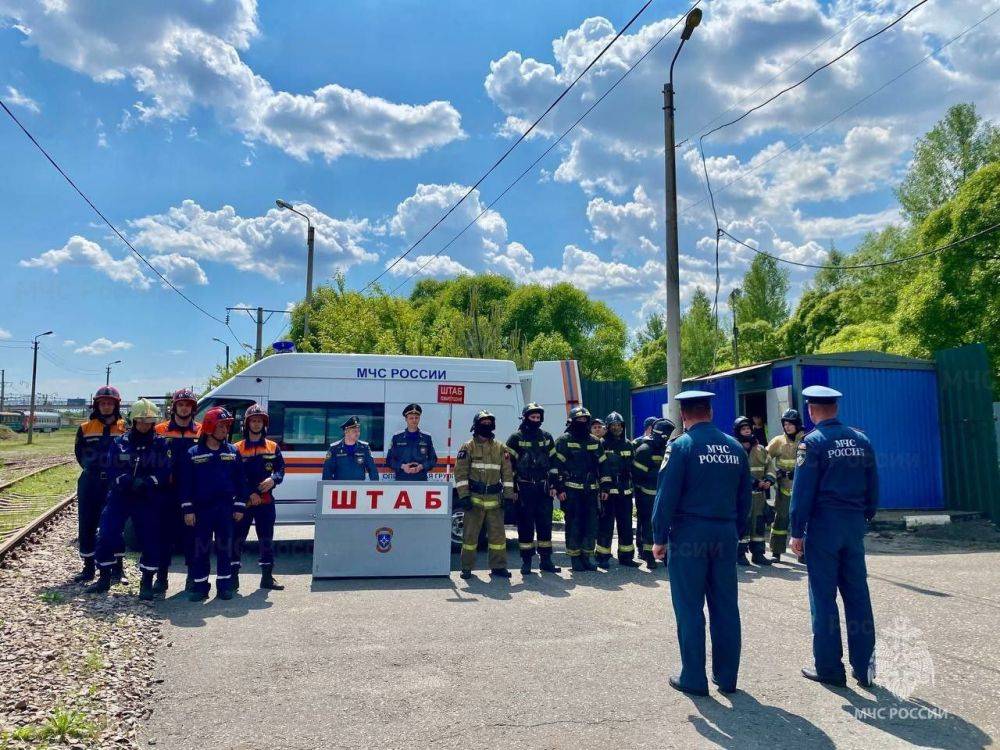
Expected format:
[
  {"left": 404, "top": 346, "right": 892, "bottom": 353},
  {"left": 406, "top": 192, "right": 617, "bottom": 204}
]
[
  {"left": 105, "top": 359, "right": 122, "bottom": 386},
  {"left": 662, "top": 7, "right": 702, "bottom": 433},
  {"left": 276, "top": 198, "right": 316, "bottom": 344},
  {"left": 27, "top": 330, "right": 53, "bottom": 445},
  {"left": 212, "top": 337, "right": 230, "bottom": 370}
]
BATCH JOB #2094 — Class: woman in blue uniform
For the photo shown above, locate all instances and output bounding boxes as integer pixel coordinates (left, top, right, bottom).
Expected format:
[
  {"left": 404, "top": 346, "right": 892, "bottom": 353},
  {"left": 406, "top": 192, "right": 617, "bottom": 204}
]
[
  {"left": 233, "top": 404, "right": 286, "bottom": 591},
  {"left": 177, "top": 406, "right": 249, "bottom": 602}
]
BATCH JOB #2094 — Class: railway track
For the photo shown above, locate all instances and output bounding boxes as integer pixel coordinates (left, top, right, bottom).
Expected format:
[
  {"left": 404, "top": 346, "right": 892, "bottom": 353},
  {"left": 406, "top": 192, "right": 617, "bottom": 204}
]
[{"left": 0, "top": 457, "right": 77, "bottom": 559}]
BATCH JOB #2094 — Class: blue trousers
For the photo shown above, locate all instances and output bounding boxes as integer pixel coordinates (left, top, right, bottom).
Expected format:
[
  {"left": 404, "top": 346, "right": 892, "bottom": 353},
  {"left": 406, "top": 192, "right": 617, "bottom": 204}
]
[
  {"left": 233, "top": 502, "right": 276, "bottom": 571},
  {"left": 805, "top": 509, "right": 875, "bottom": 681},
  {"left": 77, "top": 470, "right": 119, "bottom": 560},
  {"left": 190, "top": 505, "right": 235, "bottom": 594},
  {"left": 95, "top": 491, "right": 160, "bottom": 572},
  {"left": 667, "top": 520, "right": 741, "bottom": 692}
]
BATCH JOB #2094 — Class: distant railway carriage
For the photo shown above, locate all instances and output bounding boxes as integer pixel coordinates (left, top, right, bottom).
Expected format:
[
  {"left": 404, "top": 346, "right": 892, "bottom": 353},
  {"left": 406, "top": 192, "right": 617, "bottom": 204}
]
[{"left": 0, "top": 410, "right": 63, "bottom": 433}]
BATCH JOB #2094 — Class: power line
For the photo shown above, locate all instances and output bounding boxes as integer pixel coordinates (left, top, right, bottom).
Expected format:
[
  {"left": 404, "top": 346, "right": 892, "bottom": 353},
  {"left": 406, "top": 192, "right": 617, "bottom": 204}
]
[
  {"left": 388, "top": 1, "right": 703, "bottom": 294},
  {"left": 720, "top": 222, "right": 1000, "bottom": 270},
  {"left": 363, "top": 0, "right": 659, "bottom": 293},
  {"left": 699, "top": 0, "right": 930, "bottom": 142},
  {"left": 0, "top": 97, "right": 231, "bottom": 328},
  {"left": 675, "top": 0, "right": 889, "bottom": 148},
  {"left": 682, "top": 5, "right": 999, "bottom": 219}
]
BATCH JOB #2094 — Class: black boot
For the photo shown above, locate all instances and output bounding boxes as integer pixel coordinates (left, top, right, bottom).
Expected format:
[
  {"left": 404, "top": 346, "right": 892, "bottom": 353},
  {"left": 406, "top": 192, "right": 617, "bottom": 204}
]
[
  {"left": 770, "top": 552, "right": 783, "bottom": 564},
  {"left": 153, "top": 568, "right": 169, "bottom": 595},
  {"left": 232, "top": 568, "right": 240, "bottom": 592},
  {"left": 184, "top": 575, "right": 195, "bottom": 593},
  {"left": 217, "top": 581, "right": 234, "bottom": 601},
  {"left": 110, "top": 558, "right": 128, "bottom": 585},
  {"left": 73, "top": 558, "right": 96, "bottom": 583},
  {"left": 737, "top": 543, "right": 751, "bottom": 567},
  {"left": 618, "top": 556, "right": 640, "bottom": 568},
  {"left": 260, "top": 567, "right": 284, "bottom": 590},
  {"left": 581, "top": 555, "right": 598, "bottom": 571},
  {"left": 642, "top": 552, "right": 659, "bottom": 570},
  {"left": 520, "top": 556, "right": 532, "bottom": 575},
  {"left": 490, "top": 568, "right": 512, "bottom": 578},
  {"left": 85, "top": 567, "right": 112, "bottom": 594},
  {"left": 138, "top": 571, "right": 155, "bottom": 601},
  {"left": 595, "top": 556, "right": 610, "bottom": 570},
  {"left": 459, "top": 570, "right": 472, "bottom": 579},
  {"left": 751, "top": 550, "right": 773, "bottom": 566},
  {"left": 570, "top": 555, "right": 584, "bottom": 572},
  {"left": 188, "top": 585, "right": 209, "bottom": 602},
  {"left": 539, "top": 554, "right": 561, "bottom": 573}
]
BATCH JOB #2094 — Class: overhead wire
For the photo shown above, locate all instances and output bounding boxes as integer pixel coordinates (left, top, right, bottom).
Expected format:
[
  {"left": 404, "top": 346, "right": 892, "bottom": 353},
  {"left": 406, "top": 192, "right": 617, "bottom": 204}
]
[
  {"left": 363, "top": 0, "right": 660, "bottom": 293},
  {"left": 0, "top": 97, "right": 249, "bottom": 354},
  {"left": 720, "top": 222, "right": 1000, "bottom": 270},
  {"left": 388, "top": 0, "right": 703, "bottom": 294}
]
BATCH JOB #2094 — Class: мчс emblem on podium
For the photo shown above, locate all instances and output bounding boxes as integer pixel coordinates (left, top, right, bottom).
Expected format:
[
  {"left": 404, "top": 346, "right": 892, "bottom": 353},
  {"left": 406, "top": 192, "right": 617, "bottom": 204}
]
[{"left": 375, "top": 527, "right": 394, "bottom": 553}]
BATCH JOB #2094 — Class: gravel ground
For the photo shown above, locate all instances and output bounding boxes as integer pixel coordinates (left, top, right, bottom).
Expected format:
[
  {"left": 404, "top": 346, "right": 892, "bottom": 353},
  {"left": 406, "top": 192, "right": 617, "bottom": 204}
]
[{"left": 0, "top": 507, "right": 161, "bottom": 749}]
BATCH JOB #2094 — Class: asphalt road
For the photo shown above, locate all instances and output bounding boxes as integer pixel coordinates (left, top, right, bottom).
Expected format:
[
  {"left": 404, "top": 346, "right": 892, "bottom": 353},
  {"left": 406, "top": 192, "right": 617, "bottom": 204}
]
[{"left": 141, "top": 528, "right": 999, "bottom": 750}]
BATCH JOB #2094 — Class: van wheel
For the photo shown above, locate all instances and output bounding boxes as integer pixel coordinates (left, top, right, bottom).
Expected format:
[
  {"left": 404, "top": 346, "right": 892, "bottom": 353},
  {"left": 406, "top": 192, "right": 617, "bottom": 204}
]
[{"left": 451, "top": 511, "right": 465, "bottom": 552}]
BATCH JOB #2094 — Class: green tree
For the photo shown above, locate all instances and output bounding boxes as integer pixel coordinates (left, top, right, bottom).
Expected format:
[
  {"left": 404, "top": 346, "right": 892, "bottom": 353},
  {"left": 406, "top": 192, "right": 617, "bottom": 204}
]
[
  {"left": 681, "top": 288, "right": 726, "bottom": 377},
  {"left": 734, "top": 254, "right": 790, "bottom": 328},
  {"left": 895, "top": 103, "right": 1000, "bottom": 223}
]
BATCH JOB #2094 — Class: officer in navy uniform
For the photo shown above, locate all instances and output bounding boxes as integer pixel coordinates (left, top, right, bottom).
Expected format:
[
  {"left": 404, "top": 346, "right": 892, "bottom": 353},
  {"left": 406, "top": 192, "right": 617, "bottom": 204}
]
[
  {"left": 791, "top": 385, "right": 879, "bottom": 688},
  {"left": 386, "top": 404, "right": 437, "bottom": 481},
  {"left": 652, "top": 391, "right": 752, "bottom": 696},
  {"left": 322, "top": 416, "right": 380, "bottom": 481}
]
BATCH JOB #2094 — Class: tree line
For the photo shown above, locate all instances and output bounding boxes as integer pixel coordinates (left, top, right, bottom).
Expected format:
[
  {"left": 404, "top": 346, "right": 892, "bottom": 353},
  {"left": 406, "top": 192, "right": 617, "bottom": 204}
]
[{"left": 209, "top": 104, "right": 999, "bottom": 396}]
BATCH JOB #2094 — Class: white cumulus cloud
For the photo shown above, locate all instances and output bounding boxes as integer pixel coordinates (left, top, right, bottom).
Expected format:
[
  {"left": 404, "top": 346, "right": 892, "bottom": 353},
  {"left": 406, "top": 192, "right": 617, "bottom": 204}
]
[
  {"left": 5, "top": 85, "right": 39, "bottom": 113},
  {"left": 20, "top": 236, "right": 150, "bottom": 289},
  {"left": 0, "top": 1, "right": 464, "bottom": 161},
  {"left": 75, "top": 337, "right": 133, "bottom": 356},
  {"left": 148, "top": 253, "right": 209, "bottom": 287}
]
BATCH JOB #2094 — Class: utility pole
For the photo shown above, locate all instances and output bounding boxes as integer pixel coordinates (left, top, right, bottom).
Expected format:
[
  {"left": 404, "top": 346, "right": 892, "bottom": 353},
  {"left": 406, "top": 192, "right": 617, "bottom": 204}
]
[
  {"left": 662, "top": 9, "right": 702, "bottom": 432},
  {"left": 105, "top": 359, "right": 122, "bottom": 386},
  {"left": 27, "top": 331, "right": 53, "bottom": 445},
  {"left": 730, "top": 288, "right": 741, "bottom": 368},
  {"left": 213, "top": 338, "right": 230, "bottom": 370},
  {"left": 1, "top": 369, "right": 5, "bottom": 412},
  {"left": 255, "top": 306, "right": 264, "bottom": 360}
]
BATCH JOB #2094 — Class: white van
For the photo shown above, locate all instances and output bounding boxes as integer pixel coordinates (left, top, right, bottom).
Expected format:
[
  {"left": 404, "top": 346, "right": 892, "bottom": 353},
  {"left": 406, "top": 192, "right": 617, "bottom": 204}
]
[{"left": 196, "top": 354, "right": 582, "bottom": 545}]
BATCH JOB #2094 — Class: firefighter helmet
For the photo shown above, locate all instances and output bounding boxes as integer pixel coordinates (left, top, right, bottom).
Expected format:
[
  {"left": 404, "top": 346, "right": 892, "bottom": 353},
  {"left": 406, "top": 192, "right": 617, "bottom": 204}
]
[
  {"left": 201, "top": 406, "right": 234, "bottom": 437},
  {"left": 781, "top": 408, "right": 802, "bottom": 427},
  {"left": 129, "top": 398, "right": 160, "bottom": 423},
  {"left": 605, "top": 411, "right": 625, "bottom": 425},
  {"left": 471, "top": 410, "right": 496, "bottom": 432},
  {"left": 170, "top": 388, "right": 197, "bottom": 413},
  {"left": 567, "top": 406, "right": 591, "bottom": 422},
  {"left": 651, "top": 418, "right": 675, "bottom": 438},
  {"left": 522, "top": 402, "right": 544, "bottom": 419},
  {"left": 243, "top": 403, "right": 269, "bottom": 433},
  {"left": 93, "top": 385, "right": 121, "bottom": 407},
  {"left": 733, "top": 415, "right": 753, "bottom": 437}
]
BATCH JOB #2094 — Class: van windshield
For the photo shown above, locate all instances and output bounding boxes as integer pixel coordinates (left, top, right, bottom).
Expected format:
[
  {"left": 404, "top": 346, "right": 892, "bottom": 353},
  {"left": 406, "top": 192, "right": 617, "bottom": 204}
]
[
  {"left": 269, "top": 401, "right": 385, "bottom": 452},
  {"left": 195, "top": 398, "right": 256, "bottom": 443}
]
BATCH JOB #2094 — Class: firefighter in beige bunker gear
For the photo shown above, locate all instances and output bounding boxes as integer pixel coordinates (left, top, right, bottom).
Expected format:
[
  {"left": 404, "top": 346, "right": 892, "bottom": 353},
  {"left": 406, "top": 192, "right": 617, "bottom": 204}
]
[{"left": 455, "top": 411, "right": 515, "bottom": 580}]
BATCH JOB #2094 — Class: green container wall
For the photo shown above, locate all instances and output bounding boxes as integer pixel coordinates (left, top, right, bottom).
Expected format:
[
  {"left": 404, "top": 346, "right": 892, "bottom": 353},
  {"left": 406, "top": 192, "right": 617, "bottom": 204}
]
[
  {"left": 580, "top": 379, "right": 634, "bottom": 437},
  {"left": 935, "top": 344, "right": 1000, "bottom": 521}
]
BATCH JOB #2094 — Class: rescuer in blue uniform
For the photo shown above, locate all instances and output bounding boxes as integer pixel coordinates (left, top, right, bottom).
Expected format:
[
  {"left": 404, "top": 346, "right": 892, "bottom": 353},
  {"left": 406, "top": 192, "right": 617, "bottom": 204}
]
[
  {"left": 86, "top": 399, "right": 170, "bottom": 600},
  {"left": 177, "top": 407, "right": 249, "bottom": 602},
  {"left": 233, "top": 404, "right": 286, "bottom": 592},
  {"left": 322, "top": 416, "right": 380, "bottom": 481},
  {"left": 642, "top": 416, "right": 657, "bottom": 438},
  {"left": 791, "top": 385, "right": 879, "bottom": 688},
  {"left": 386, "top": 403, "right": 437, "bottom": 481},
  {"left": 155, "top": 387, "right": 201, "bottom": 594},
  {"left": 652, "top": 391, "right": 752, "bottom": 696},
  {"left": 73, "top": 386, "right": 127, "bottom": 584}
]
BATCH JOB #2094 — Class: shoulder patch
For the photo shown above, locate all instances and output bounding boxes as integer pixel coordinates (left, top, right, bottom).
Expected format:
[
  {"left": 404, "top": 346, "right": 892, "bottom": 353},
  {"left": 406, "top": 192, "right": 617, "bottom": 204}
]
[{"left": 457, "top": 449, "right": 468, "bottom": 459}]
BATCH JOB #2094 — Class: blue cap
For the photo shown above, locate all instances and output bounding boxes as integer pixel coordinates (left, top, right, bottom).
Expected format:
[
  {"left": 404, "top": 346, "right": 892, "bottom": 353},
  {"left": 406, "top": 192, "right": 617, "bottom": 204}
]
[
  {"left": 643, "top": 416, "right": 657, "bottom": 428},
  {"left": 675, "top": 390, "right": 715, "bottom": 402},
  {"left": 341, "top": 415, "right": 361, "bottom": 430},
  {"left": 802, "top": 385, "right": 842, "bottom": 404}
]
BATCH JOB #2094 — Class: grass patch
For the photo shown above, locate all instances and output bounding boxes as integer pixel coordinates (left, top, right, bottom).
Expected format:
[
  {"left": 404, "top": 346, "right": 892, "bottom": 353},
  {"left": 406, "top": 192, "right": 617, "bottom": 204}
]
[
  {"left": 0, "top": 462, "right": 79, "bottom": 539},
  {"left": 0, "top": 427, "right": 76, "bottom": 457},
  {"left": 84, "top": 649, "right": 106, "bottom": 673},
  {"left": 8, "top": 706, "right": 97, "bottom": 743},
  {"left": 39, "top": 590, "right": 66, "bottom": 604}
]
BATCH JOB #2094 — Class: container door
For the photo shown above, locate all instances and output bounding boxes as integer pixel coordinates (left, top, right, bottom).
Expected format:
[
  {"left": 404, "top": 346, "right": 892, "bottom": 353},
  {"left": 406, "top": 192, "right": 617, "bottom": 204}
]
[{"left": 766, "top": 386, "right": 792, "bottom": 443}]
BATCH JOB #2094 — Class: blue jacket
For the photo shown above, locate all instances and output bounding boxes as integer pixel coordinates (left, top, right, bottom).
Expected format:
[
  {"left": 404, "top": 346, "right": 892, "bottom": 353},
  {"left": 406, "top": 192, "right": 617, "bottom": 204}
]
[
  {"left": 790, "top": 418, "right": 879, "bottom": 537},
  {"left": 651, "top": 421, "right": 753, "bottom": 544},
  {"left": 177, "top": 441, "right": 249, "bottom": 513},
  {"left": 106, "top": 431, "right": 171, "bottom": 500},
  {"left": 322, "top": 440, "right": 379, "bottom": 481},
  {"left": 385, "top": 430, "right": 437, "bottom": 481},
  {"left": 235, "top": 437, "right": 285, "bottom": 502}
]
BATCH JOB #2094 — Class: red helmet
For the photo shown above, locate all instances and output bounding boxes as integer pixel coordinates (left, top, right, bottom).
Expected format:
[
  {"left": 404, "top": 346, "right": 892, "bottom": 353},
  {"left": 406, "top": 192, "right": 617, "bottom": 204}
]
[
  {"left": 171, "top": 388, "right": 198, "bottom": 412},
  {"left": 201, "top": 406, "right": 234, "bottom": 437},
  {"left": 93, "top": 385, "right": 121, "bottom": 407},
  {"left": 243, "top": 403, "right": 268, "bottom": 433}
]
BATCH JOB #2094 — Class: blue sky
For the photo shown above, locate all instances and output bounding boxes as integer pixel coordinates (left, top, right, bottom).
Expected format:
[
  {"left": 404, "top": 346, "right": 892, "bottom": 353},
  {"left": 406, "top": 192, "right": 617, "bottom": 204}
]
[{"left": 1, "top": 0, "right": 997, "bottom": 400}]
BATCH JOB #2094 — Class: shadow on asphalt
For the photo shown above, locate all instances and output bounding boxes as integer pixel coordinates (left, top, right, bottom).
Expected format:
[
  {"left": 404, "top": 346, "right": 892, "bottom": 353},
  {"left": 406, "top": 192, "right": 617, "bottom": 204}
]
[
  {"left": 155, "top": 586, "right": 276, "bottom": 629},
  {"left": 686, "top": 690, "right": 837, "bottom": 748},
  {"left": 825, "top": 684, "right": 992, "bottom": 749}
]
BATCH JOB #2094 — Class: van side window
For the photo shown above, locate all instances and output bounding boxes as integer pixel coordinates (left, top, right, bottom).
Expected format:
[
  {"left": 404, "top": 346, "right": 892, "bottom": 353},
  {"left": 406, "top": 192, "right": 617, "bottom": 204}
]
[{"left": 269, "top": 402, "right": 385, "bottom": 452}]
